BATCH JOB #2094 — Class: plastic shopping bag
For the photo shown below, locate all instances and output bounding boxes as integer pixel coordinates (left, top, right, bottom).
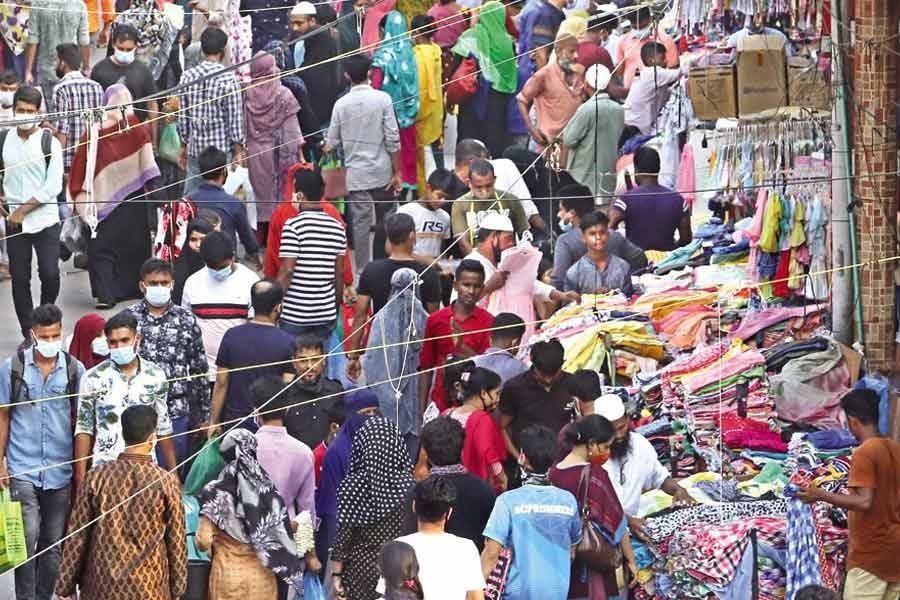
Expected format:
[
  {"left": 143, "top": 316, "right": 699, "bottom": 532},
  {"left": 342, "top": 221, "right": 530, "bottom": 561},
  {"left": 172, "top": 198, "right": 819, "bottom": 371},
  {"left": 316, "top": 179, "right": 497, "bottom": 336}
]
[
  {"left": 158, "top": 122, "right": 182, "bottom": 165},
  {"left": 0, "top": 489, "right": 27, "bottom": 572},
  {"left": 302, "top": 571, "right": 326, "bottom": 600},
  {"left": 183, "top": 437, "right": 225, "bottom": 496}
]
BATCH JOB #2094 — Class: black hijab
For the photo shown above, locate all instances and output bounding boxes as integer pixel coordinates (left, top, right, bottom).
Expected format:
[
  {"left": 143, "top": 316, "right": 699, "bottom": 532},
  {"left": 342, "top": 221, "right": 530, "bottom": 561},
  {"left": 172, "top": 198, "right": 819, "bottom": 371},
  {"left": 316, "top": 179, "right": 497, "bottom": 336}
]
[{"left": 173, "top": 218, "right": 213, "bottom": 305}]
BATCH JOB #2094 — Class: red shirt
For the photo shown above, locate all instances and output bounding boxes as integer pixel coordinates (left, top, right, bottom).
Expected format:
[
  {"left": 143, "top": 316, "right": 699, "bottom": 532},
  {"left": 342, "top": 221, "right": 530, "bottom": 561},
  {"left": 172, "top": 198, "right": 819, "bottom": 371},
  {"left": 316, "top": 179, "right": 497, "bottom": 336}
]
[
  {"left": 313, "top": 441, "right": 327, "bottom": 486},
  {"left": 419, "top": 304, "right": 494, "bottom": 411}
]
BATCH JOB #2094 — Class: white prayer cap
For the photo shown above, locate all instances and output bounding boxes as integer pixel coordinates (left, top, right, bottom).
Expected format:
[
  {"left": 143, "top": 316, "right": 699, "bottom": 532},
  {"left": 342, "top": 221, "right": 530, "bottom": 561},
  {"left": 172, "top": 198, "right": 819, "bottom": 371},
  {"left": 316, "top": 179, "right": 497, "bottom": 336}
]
[
  {"left": 595, "top": 3, "right": 617, "bottom": 14},
  {"left": 594, "top": 394, "right": 625, "bottom": 421},
  {"left": 478, "top": 211, "right": 514, "bottom": 233},
  {"left": 291, "top": 1, "right": 317, "bottom": 16},
  {"left": 585, "top": 64, "right": 612, "bottom": 92}
]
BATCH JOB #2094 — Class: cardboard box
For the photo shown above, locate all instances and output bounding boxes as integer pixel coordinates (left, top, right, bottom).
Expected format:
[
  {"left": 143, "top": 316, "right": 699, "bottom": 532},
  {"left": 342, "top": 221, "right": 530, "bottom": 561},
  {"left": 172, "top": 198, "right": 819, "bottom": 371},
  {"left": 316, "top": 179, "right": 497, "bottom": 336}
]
[
  {"left": 788, "top": 56, "right": 830, "bottom": 111},
  {"left": 736, "top": 34, "right": 788, "bottom": 116},
  {"left": 688, "top": 65, "right": 738, "bottom": 121}
]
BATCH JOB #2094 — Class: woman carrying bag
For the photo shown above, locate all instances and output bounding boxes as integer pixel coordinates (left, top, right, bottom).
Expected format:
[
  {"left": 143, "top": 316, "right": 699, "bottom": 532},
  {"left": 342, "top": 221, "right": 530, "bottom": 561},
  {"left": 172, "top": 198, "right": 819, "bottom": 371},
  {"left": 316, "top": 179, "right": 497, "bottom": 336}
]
[{"left": 549, "top": 415, "right": 637, "bottom": 600}]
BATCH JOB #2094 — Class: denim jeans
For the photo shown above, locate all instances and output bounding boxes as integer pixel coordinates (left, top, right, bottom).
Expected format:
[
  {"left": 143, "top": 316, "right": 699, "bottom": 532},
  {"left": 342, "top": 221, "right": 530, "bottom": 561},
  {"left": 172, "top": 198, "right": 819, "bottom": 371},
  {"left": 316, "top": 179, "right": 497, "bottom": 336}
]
[
  {"left": 9, "top": 479, "right": 70, "bottom": 600},
  {"left": 7, "top": 223, "right": 61, "bottom": 337},
  {"left": 279, "top": 320, "right": 334, "bottom": 343},
  {"left": 156, "top": 414, "right": 190, "bottom": 467}
]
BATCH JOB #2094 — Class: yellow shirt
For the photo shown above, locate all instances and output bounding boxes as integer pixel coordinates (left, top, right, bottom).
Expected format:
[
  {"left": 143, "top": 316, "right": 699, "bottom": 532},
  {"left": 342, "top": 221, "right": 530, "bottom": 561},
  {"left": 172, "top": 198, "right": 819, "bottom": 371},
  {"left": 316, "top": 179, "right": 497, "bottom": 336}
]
[{"left": 414, "top": 42, "right": 444, "bottom": 146}]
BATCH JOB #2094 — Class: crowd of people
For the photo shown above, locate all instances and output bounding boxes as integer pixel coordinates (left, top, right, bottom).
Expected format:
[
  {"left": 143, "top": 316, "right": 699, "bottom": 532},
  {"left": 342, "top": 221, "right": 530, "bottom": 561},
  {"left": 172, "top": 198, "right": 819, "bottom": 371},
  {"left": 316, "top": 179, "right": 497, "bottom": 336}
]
[{"left": 0, "top": 0, "right": 896, "bottom": 599}]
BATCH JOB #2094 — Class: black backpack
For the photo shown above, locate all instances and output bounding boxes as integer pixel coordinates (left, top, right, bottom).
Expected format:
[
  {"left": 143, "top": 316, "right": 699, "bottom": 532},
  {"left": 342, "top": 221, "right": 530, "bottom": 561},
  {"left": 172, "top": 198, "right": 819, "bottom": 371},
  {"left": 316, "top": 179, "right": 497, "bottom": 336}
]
[{"left": 9, "top": 349, "right": 80, "bottom": 406}]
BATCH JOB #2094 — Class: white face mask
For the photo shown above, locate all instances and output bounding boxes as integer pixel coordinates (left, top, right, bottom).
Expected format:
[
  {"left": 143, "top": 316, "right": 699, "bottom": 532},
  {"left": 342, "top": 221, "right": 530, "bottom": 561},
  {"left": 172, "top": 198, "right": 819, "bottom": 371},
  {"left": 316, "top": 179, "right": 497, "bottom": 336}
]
[
  {"left": 0, "top": 90, "right": 14, "bottom": 107},
  {"left": 14, "top": 111, "right": 37, "bottom": 132},
  {"left": 114, "top": 48, "right": 136, "bottom": 65},
  {"left": 32, "top": 335, "right": 62, "bottom": 359},
  {"left": 91, "top": 336, "right": 110, "bottom": 356},
  {"left": 633, "top": 27, "right": 651, "bottom": 39}
]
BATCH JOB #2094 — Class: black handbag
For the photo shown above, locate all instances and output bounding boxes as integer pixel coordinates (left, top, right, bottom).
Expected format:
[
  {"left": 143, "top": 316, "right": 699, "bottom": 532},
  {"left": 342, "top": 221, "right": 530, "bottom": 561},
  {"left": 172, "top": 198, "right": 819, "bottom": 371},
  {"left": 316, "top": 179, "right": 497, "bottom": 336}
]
[
  {"left": 574, "top": 465, "right": 621, "bottom": 572},
  {"left": 185, "top": 559, "right": 211, "bottom": 600}
]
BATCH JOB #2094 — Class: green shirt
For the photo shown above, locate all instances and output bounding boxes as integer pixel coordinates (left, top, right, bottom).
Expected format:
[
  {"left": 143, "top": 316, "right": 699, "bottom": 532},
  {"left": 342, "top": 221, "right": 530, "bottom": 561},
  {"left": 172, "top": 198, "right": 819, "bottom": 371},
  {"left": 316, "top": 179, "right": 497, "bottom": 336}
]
[
  {"left": 450, "top": 192, "right": 530, "bottom": 244},
  {"left": 562, "top": 93, "right": 624, "bottom": 204}
]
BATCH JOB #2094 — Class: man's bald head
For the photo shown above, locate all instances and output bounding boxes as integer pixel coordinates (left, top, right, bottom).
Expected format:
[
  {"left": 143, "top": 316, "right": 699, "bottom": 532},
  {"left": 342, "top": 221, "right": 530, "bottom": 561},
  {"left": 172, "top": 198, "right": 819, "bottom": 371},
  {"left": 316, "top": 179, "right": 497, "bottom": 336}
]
[{"left": 251, "top": 278, "right": 285, "bottom": 317}]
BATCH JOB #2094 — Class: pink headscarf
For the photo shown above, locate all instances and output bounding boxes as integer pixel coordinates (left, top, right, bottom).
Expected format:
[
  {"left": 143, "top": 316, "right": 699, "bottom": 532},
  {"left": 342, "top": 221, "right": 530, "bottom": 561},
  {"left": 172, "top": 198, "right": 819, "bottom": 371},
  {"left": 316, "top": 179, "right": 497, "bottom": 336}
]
[{"left": 244, "top": 51, "right": 300, "bottom": 132}]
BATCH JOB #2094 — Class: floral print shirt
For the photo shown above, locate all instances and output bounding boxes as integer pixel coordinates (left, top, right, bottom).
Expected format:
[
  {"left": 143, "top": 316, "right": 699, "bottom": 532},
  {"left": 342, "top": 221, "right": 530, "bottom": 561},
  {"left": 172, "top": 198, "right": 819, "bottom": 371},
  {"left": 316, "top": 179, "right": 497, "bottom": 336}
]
[
  {"left": 129, "top": 301, "right": 211, "bottom": 424},
  {"left": 75, "top": 358, "right": 173, "bottom": 467}
]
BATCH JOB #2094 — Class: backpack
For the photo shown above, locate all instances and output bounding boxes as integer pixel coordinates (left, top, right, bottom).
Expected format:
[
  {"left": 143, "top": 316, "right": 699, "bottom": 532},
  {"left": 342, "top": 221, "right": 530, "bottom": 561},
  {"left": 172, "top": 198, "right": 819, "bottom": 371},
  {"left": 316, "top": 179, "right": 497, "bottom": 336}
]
[
  {"left": 10, "top": 349, "right": 80, "bottom": 406},
  {"left": 0, "top": 127, "right": 53, "bottom": 174}
]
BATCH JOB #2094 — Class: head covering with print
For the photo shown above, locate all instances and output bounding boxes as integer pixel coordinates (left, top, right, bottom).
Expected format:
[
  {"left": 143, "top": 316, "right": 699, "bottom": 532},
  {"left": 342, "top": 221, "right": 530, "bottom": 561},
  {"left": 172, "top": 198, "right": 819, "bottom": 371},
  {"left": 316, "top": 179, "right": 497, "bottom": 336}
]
[
  {"left": 198, "top": 429, "right": 305, "bottom": 588},
  {"left": 337, "top": 417, "right": 415, "bottom": 526},
  {"left": 371, "top": 11, "right": 420, "bottom": 129}
]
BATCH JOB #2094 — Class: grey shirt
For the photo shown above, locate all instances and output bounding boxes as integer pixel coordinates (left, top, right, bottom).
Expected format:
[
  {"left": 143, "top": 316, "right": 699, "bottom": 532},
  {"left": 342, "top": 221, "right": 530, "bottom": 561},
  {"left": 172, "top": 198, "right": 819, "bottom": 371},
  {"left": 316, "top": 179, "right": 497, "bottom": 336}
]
[
  {"left": 564, "top": 253, "right": 634, "bottom": 297},
  {"left": 551, "top": 226, "right": 647, "bottom": 290},
  {"left": 28, "top": 0, "right": 89, "bottom": 83},
  {"left": 474, "top": 347, "right": 528, "bottom": 387},
  {"left": 326, "top": 84, "right": 401, "bottom": 192}
]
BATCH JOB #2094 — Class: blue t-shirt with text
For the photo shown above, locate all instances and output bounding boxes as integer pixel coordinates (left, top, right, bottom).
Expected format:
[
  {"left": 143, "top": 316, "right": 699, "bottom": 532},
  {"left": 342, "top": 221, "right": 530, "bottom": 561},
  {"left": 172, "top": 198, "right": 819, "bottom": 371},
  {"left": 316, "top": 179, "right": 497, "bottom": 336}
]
[{"left": 483, "top": 483, "right": 581, "bottom": 600}]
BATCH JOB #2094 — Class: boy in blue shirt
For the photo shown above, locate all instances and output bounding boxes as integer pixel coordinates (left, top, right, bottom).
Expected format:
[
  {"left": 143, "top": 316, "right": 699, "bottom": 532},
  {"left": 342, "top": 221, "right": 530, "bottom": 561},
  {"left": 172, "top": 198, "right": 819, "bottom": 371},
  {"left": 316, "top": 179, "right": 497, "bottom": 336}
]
[{"left": 481, "top": 425, "right": 582, "bottom": 599}]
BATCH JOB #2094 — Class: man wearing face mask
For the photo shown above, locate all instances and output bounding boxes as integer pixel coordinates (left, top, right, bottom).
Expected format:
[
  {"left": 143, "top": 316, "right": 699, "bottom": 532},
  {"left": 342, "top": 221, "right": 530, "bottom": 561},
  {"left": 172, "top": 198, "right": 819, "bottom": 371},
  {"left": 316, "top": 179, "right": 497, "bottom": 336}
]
[
  {"left": 73, "top": 310, "right": 175, "bottom": 490},
  {"left": 0, "top": 304, "right": 85, "bottom": 600},
  {"left": 614, "top": 5, "right": 678, "bottom": 90},
  {"left": 127, "top": 259, "right": 210, "bottom": 463},
  {"left": 182, "top": 231, "right": 260, "bottom": 402},
  {"left": 516, "top": 32, "right": 585, "bottom": 150},
  {"left": 594, "top": 394, "right": 694, "bottom": 542},
  {"left": 2, "top": 86, "right": 64, "bottom": 344},
  {"left": 90, "top": 25, "right": 160, "bottom": 137},
  {"left": 0, "top": 70, "right": 19, "bottom": 124},
  {"left": 725, "top": 7, "right": 794, "bottom": 56}
]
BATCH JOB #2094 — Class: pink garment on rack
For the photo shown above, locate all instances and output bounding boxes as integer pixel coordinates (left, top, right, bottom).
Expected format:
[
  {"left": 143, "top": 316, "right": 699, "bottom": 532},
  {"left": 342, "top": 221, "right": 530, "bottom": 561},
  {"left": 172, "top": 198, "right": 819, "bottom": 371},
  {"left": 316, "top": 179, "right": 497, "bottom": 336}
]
[
  {"left": 676, "top": 143, "right": 696, "bottom": 209},
  {"left": 681, "top": 348, "right": 766, "bottom": 394},
  {"left": 729, "top": 303, "right": 828, "bottom": 342},
  {"left": 490, "top": 245, "right": 543, "bottom": 340}
]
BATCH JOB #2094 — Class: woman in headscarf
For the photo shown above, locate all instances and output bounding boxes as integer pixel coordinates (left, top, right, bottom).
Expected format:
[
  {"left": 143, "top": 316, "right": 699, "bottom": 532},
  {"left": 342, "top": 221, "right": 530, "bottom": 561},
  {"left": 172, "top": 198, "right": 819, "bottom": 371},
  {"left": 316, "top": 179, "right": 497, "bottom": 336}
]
[
  {"left": 113, "top": 0, "right": 180, "bottom": 86},
  {"left": 244, "top": 51, "right": 304, "bottom": 246},
  {"left": 197, "top": 429, "right": 306, "bottom": 600},
  {"left": 370, "top": 11, "right": 419, "bottom": 191},
  {"left": 315, "top": 390, "right": 380, "bottom": 565},
  {"left": 451, "top": 0, "right": 517, "bottom": 158},
  {"left": 330, "top": 417, "right": 415, "bottom": 600},
  {"left": 173, "top": 217, "right": 214, "bottom": 305},
  {"left": 68, "top": 84, "right": 160, "bottom": 309},
  {"left": 362, "top": 268, "right": 428, "bottom": 459},
  {"left": 67, "top": 314, "right": 107, "bottom": 370}
]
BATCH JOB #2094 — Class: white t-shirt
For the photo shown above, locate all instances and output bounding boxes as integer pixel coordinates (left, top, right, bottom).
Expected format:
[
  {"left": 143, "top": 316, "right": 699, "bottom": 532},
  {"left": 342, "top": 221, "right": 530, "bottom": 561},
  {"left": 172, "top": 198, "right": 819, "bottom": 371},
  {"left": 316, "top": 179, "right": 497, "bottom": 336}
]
[
  {"left": 602, "top": 431, "right": 670, "bottom": 516},
  {"left": 377, "top": 532, "right": 485, "bottom": 600},
  {"left": 397, "top": 202, "right": 451, "bottom": 259},
  {"left": 490, "top": 158, "right": 539, "bottom": 218},
  {"left": 181, "top": 263, "right": 260, "bottom": 381}
]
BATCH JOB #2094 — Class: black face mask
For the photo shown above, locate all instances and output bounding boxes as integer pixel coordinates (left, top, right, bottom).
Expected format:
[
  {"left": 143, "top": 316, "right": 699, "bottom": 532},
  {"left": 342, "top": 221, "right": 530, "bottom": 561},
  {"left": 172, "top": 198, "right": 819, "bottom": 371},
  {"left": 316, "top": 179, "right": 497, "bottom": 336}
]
[
  {"left": 55, "top": 66, "right": 65, "bottom": 79},
  {"left": 492, "top": 242, "right": 502, "bottom": 264}
]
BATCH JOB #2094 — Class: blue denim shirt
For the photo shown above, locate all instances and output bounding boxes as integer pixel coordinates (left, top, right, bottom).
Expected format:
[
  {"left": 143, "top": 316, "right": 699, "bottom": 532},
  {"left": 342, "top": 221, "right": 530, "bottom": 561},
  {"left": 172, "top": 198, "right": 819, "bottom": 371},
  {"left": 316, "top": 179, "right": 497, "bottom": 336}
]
[{"left": 0, "top": 349, "right": 85, "bottom": 490}]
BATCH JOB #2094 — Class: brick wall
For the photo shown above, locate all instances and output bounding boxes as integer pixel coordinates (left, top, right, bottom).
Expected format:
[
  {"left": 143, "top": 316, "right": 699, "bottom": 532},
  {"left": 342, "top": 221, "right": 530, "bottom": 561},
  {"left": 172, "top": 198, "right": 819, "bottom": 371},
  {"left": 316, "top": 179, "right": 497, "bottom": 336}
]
[{"left": 851, "top": 0, "right": 898, "bottom": 368}]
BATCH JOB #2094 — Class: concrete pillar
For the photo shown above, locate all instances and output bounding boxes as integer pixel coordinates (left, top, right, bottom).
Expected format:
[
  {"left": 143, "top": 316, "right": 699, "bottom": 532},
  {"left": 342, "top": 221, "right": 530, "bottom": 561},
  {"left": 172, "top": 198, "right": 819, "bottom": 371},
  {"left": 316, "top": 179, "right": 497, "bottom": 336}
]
[{"left": 851, "top": 0, "right": 898, "bottom": 368}]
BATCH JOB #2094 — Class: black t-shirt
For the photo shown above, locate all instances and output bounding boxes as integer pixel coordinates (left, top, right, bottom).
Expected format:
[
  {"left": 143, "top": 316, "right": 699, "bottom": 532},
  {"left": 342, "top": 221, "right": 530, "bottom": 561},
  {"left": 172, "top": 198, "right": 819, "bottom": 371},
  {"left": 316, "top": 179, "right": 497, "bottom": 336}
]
[
  {"left": 499, "top": 370, "right": 574, "bottom": 439},
  {"left": 357, "top": 258, "right": 442, "bottom": 313},
  {"left": 400, "top": 472, "right": 496, "bottom": 551},
  {"left": 447, "top": 174, "right": 469, "bottom": 202},
  {"left": 284, "top": 376, "right": 344, "bottom": 448},
  {"left": 91, "top": 58, "right": 159, "bottom": 121}
]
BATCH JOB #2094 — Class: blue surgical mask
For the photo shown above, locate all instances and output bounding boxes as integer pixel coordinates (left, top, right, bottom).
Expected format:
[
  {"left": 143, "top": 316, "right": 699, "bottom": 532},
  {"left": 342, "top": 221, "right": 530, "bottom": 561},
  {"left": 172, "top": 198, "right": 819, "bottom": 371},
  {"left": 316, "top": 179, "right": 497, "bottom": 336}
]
[
  {"left": 208, "top": 265, "right": 233, "bottom": 281},
  {"left": 294, "top": 40, "right": 306, "bottom": 67},
  {"left": 144, "top": 285, "right": 172, "bottom": 308},
  {"left": 558, "top": 218, "right": 573, "bottom": 233},
  {"left": 109, "top": 343, "right": 136, "bottom": 366},
  {"left": 114, "top": 48, "right": 136, "bottom": 65}
]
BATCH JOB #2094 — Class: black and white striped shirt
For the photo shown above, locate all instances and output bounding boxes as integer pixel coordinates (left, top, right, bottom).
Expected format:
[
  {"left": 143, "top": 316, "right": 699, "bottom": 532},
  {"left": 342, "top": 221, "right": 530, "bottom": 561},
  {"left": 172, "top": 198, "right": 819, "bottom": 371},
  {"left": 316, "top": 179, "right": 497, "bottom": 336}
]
[{"left": 279, "top": 210, "right": 347, "bottom": 326}]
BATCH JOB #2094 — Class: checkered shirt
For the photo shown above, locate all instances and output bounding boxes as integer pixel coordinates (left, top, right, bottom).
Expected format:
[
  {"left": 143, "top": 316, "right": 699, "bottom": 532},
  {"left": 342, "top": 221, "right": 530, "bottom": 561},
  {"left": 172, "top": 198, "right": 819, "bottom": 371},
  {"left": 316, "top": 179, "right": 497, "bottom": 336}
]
[
  {"left": 52, "top": 72, "right": 104, "bottom": 168},
  {"left": 176, "top": 60, "right": 245, "bottom": 158}
]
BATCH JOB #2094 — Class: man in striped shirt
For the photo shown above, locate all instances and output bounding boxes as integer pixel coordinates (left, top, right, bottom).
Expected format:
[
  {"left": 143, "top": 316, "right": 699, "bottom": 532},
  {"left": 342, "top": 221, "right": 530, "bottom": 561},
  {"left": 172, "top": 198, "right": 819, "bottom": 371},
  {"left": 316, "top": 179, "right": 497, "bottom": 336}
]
[{"left": 276, "top": 167, "right": 346, "bottom": 343}]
